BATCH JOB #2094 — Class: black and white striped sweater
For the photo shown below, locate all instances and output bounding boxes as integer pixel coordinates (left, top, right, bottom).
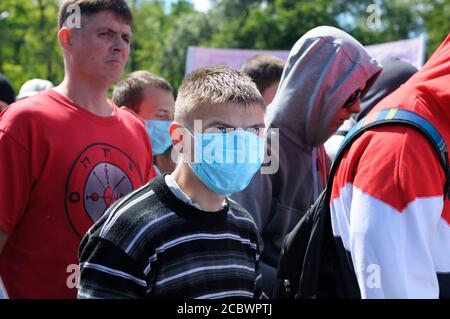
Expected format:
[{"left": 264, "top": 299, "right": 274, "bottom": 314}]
[{"left": 78, "top": 175, "right": 263, "bottom": 299}]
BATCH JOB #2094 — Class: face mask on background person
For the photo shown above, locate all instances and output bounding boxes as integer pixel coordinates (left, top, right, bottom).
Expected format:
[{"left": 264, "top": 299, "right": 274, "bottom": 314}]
[
  {"left": 145, "top": 120, "right": 173, "bottom": 155},
  {"left": 185, "top": 128, "right": 265, "bottom": 195}
]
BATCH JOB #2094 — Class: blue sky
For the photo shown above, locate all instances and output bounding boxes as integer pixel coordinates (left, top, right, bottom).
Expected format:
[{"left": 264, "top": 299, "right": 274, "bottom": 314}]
[{"left": 192, "top": 0, "right": 211, "bottom": 12}]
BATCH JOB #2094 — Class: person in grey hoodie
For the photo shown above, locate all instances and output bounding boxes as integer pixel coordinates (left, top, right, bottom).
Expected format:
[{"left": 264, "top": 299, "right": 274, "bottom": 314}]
[
  {"left": 325, "top": 57, "right": 418, "bottom": 163},
  {"left": 231, "top": 26, "right": 382, "bottom": 296}
]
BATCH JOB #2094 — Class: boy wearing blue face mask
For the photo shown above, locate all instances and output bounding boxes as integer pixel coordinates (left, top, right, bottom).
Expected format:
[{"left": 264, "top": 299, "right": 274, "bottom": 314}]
[
  {"left": 78, "top": 66, "right": 266, "bottom": 299},
  {"left": 112, "top": 71, "right": 176, "bottom": 175}
]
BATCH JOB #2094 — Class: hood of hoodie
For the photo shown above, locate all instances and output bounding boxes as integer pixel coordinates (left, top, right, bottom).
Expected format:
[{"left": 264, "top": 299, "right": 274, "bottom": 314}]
[
  {"left": 265, "top": 26, "right": 382, "bottom": 149},
  {"left": 357, "top": 57, "right": 417, "bottom": 121}
]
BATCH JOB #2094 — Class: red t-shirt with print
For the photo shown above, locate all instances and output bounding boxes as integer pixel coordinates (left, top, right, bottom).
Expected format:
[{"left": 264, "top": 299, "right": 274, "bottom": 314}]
[{"left": 0, "top": 90, "right": 155, "bottom": 298}]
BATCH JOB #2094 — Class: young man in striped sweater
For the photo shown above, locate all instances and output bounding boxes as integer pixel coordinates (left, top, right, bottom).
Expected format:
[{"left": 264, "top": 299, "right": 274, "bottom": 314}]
[{"left": 78, "top": 66, "right": 266, "bottom": 299}]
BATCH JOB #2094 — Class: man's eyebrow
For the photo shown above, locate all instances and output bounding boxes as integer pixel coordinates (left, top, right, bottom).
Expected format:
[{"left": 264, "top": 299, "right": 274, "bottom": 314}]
[
  {"left": 206, "top": 120, "right": 234, "bottom": 127},
  {"left": 249, "top": 122, "right": 265, "bottom": 127},
  {"left": 97, "top": 27, "right": 131, "bottom": 37},
  {"left": 205, "top": 120, "right": 265, "bottom": 128},
  {"left": 97, "top": 27, "right": 116, "bottom": 33}
]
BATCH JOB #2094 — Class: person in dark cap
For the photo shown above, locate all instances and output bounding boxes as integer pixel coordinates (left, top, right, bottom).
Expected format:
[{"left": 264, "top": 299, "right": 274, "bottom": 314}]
[
  {"left": 356, "top": 57, "right": 418, "bottom": 121},
  {"left": 0, "top": 73, "right": 15, "bottom": 111}
]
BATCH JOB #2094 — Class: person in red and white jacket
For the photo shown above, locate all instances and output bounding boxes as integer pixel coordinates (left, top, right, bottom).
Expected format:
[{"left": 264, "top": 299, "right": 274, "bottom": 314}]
[{"left": 330, "top": 33, "right": 450, "bottom": 299}]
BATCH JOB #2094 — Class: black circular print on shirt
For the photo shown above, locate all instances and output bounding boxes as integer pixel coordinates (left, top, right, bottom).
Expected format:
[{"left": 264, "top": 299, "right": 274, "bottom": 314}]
[{"left": 65, "top": 143, "right": 143, "bottom": 238}]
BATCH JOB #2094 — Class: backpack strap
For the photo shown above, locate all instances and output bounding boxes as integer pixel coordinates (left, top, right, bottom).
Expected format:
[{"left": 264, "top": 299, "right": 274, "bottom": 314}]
[
  {"left": 276, "top": 108, "right": 449, "bottom": 299},
  {"left": 308, "top": 107, "right": 450, "bottom": 298},
  {"left": 329, "top": 107, "right": 450, "bottom": 199}
]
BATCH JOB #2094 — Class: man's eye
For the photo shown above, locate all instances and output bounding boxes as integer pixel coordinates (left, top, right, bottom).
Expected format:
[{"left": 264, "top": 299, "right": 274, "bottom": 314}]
[
  {"left": 100, "top": 32, "right": 113, "bottom": 39},
  {"left": 247, "top": 127, "right": 260, "bottom": 135},
  {"left": 217, "top": 127, "right": 228, "bottom": 134}
]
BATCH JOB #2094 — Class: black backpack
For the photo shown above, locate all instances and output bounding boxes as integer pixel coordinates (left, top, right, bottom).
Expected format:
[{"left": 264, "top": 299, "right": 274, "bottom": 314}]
[{"left": 275, "top": 107, "right": 450, "bottom": 299}]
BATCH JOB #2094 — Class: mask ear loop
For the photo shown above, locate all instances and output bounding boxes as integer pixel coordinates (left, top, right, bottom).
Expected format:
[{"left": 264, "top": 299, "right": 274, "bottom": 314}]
[
  {"left": 169, "top": 122, "right": 185, "bottom": 163},
  {"left": 184, "top": 127, "right": 197, "bottom": 140},
  {"left": 169, "top": 122, "right": 200, "bottom": 164}
]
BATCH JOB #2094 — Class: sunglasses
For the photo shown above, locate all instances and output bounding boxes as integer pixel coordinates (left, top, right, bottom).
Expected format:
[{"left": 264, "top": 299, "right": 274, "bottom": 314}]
[{"left": 343, "top": 89, "right": 362, "bottom": 109}]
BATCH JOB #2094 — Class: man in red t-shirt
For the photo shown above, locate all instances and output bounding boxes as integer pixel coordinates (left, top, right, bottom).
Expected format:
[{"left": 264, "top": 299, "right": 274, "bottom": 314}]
[{"left": 0, "top": 0, "right": 155, "bottom": 298}]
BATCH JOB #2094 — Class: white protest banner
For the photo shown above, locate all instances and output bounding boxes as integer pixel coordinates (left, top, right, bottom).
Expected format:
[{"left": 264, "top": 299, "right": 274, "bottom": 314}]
[
  {"left": 185, "top": 47, "right": 289, "bottom": 75},
  {"left": 185, "top": 34, "right": 426, "bottom": 74},
  {"left": 365, "top": 34, "right": 426, "bottom": 69}
]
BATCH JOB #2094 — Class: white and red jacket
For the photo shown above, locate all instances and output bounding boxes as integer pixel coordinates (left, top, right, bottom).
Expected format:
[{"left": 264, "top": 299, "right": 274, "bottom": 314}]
[{"left": 330, "top": 34, "right": 450, "bottom": 299}]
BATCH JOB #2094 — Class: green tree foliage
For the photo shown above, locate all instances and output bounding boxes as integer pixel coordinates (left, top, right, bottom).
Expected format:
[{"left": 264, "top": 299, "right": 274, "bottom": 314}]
[
  {"left": 160, "top": 11, "right": 214, "bottom": 89},
  {"left": 420, "top": 0, "right": 450, "bottom": 56},
  {"left": 207, "top": 0, "right": 340, "bottom": 50},
  {"left": 127, "top": 0, "right": 167, "bottom": 73},
  {"left": 0, "top": 0, "right": 63, "bottom": 92},
  {"left": 339, "top": 0, "right": 423, "bottom": 45},
  {"left": 0, "top": 0, "right": 448, "bottom": 93}
]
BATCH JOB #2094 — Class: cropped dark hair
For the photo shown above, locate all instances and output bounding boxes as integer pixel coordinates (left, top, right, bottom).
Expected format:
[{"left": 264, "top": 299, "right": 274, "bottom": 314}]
[
  {"left": 112, "top": 71, "right": 173, "bottom": 112},
  {"left": 240, "top": 54, "right": 285, "bottom": 94},
  {"left": 58, "top": 0, "right": 133, "bottom": 29}
]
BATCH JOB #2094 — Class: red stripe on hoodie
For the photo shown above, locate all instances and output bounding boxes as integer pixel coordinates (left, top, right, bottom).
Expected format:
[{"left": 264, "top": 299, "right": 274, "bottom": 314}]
[{"left": 331, "top": 34, "right": 450, "bottom": 223}]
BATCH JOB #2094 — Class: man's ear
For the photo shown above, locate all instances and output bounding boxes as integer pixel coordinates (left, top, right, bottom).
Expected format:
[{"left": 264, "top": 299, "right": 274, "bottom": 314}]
[
  {"left": 170, "top": 122, "right": 184, "bottom": 153},
  {"left": 58, "top": 27, "right": 73, "bottom": 52}
]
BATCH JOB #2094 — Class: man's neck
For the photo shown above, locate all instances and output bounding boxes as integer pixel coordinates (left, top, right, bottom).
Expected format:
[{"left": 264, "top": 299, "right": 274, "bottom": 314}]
[
  {"left": 170, "top": 162, "right": 225, "bottom": 212},
  {"left": 54, "top": 76, "right": 113, "bottom": 117},
  {"left": 155, "top": 152, "right": 176, "bottom": 175}
]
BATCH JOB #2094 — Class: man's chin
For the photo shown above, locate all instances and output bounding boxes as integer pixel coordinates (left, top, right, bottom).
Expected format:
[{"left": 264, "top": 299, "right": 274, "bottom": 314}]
[{"left": 109, "top": 72, "right": 125, "bottom": 85}]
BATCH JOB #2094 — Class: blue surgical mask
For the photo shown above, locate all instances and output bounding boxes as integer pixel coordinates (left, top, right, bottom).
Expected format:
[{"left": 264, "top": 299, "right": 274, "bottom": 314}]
[
  {"left": 186, "top": 128, "right": 265, "bottom": 195},
  {"left": 145, "top": 120, "right": 172, "bottom": 155}
]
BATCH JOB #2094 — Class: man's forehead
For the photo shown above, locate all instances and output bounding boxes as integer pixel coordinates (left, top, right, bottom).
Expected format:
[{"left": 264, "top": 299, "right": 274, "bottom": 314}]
[
  {"left": 158, "top": 104, "right": 175, "bottom": 112},
  {"left": 197, "top": 105, "right": 264, "bottom": 127},
  {"left": 83, "top": 11, "right": 131, "bottom": 33},
  {"left": 144, "top": 86, "right": 173, "bottom": 98}
]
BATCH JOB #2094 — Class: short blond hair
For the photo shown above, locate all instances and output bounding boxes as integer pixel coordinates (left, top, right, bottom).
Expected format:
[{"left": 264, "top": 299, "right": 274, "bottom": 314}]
[{"left": 175, "top": 66, "right": 265, "bottom": 126}]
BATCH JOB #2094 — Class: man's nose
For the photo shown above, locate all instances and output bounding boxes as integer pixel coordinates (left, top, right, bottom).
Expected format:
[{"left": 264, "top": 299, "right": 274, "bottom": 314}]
[{"left": 113, "top": 37, "right": 129, "bottom": 53}]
